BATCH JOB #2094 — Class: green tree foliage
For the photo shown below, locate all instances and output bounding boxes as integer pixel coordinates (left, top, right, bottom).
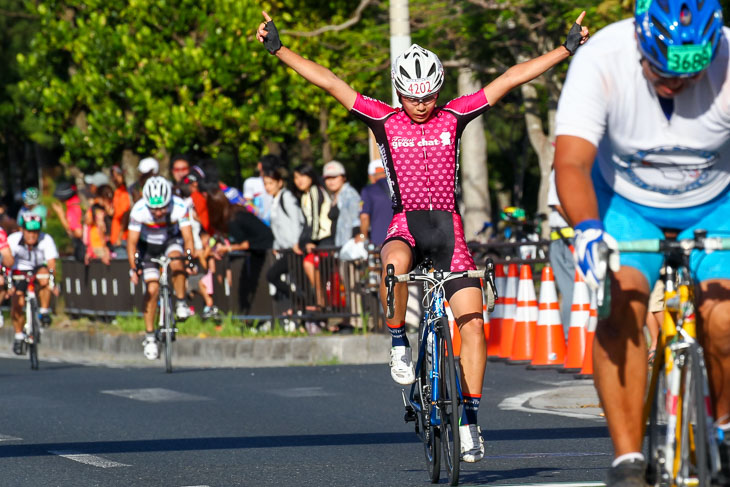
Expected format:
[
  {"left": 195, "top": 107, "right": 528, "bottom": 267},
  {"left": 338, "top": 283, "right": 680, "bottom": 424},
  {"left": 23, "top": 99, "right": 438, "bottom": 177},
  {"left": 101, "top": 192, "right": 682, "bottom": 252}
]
[{"left": 13, "top": 0, "right": 389, "bottom": 181}]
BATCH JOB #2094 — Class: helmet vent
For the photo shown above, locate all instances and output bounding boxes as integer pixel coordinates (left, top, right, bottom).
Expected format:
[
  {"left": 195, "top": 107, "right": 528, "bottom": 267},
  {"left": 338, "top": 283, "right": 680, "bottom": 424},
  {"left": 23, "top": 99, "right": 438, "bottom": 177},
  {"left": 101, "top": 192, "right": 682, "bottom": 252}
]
[
  {"left": 702, "top": 14, "right": 715, "bottom": 36},
  {"left": 680, "top": 5, "right": 693, "bottom": 26},
  {"left": 651, "top": 14, "right": 672, "bottom": 39},
  {"left": 657, "top": 0, "right": 671, "bottom": 14},
  {"left": 415, "top": 59, "right": 422, "bottom": 78}
]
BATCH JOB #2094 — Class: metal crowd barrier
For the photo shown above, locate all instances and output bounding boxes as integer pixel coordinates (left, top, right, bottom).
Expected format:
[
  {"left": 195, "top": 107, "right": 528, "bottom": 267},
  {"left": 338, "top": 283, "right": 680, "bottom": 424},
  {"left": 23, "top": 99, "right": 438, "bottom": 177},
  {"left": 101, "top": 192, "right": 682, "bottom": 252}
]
[{"left": 56, "top": 239, "right": 548, "bottom": 330}]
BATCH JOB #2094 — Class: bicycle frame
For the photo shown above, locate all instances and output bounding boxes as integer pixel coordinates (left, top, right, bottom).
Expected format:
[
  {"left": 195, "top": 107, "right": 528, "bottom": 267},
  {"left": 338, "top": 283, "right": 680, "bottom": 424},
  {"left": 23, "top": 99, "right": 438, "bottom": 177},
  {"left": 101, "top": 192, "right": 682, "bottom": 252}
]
[{"left": 613, "top": 233, "right": 729, "bottom": 486}]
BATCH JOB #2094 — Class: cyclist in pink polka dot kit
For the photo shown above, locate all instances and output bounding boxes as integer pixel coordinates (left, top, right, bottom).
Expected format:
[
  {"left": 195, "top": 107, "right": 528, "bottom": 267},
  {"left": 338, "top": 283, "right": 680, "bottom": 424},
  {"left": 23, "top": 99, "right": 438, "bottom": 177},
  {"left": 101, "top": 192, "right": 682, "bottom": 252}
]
[{"left": 257, "top": 10, "right": 589, "bottom": 462}]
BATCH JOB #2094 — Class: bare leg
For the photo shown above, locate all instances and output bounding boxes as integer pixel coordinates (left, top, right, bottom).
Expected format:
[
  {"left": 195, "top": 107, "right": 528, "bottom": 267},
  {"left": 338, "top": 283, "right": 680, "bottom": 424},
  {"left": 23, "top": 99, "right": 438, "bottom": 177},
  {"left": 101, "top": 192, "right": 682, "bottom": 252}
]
[
  {"left": 698, "top": 279, "right": 730, "bottom": 425},
  {"left": 379, "top": 240, "right": 413, "bottom": 326},
  {"left": 448, "top": 286, "right": 486, "bottom": 397},
  {"left": 593, "top": 266, "right": 649, "bottom": 457},
  {"left": 144, "top": 280, "right": 159, "bottom": 334}
]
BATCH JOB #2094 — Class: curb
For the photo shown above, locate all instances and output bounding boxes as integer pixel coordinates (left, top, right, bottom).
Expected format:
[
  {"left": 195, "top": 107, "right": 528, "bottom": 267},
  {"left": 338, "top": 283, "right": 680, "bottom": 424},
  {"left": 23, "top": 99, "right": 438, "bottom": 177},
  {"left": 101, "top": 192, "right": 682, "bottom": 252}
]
[{"left": 0, "top": 326, "right": 394, "bottom": 368}]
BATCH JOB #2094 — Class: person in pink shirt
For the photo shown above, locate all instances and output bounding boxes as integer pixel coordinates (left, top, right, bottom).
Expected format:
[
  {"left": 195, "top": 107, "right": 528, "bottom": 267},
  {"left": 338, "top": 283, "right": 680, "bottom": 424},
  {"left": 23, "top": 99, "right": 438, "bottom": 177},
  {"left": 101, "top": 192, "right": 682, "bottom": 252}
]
[{"left": 52, "top": 180, "right": 84, "bottom": 261}]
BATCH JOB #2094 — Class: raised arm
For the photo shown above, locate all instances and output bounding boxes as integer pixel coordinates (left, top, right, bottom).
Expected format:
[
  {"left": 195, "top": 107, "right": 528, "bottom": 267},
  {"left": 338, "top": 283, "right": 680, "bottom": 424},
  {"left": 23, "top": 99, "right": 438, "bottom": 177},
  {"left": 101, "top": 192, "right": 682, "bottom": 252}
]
[
  {"left": 256, "top": 11, "right": 358, "bottom": 110},
  {"left": 483, "top": 11, "right": 589, "bottom": 106}
]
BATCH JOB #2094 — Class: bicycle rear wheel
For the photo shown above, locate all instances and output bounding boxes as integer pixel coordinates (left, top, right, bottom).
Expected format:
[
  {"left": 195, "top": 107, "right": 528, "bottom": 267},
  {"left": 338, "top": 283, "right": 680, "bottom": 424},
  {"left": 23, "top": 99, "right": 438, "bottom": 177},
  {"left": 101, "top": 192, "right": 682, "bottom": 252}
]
[
  {"left": 439, "top": 316, "right": 461, "bottom": 486},
  {"left": 416, "top": 321, "right": 440, "bottom": 483},
  {"left": 646, "top": 363, "right": 669, "bottom": 486}
]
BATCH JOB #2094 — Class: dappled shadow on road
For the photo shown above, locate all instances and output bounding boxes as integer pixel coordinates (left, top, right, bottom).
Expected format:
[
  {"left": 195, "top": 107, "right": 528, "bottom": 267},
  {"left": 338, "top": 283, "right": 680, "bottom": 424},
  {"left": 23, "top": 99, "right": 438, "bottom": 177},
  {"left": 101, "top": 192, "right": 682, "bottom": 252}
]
[
  {"left": 0, "top": 426, "right": 609, "bottom": 459},
  {"left": 461, "top": 465, "right": 607, "bottom": 485},
  {"left": 0, "top": 432, "right": 419, "bottom": 458}
]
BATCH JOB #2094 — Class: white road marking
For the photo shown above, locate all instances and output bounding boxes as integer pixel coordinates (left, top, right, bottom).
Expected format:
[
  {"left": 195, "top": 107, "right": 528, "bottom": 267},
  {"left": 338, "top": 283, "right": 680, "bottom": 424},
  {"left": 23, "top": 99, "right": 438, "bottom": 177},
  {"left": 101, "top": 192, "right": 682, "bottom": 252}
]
[
  {"left": 484, "top": 452, "right": 609, "bottom": 460},
  {"left": 499, "top": 386, "right": 603, "bottom": 421},
  {"left": 48, "top": 450, "right": 129, "bottom": 468},
  {"left": 485, "top": 483, "right": 605, "bottom": 487},
  {"left": 0, "top": 434, "right": 22, "bottom": 441},
  {"left": 100, "top": 388, "right": 209, "bottom": 403},
  {"left": 270, "top": 387, "right": 338, "bottom": 398}
]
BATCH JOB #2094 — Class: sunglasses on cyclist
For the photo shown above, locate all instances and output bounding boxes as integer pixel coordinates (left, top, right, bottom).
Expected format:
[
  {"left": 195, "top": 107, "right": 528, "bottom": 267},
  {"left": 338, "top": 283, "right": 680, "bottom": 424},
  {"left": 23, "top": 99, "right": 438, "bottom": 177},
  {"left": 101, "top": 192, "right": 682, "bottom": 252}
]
[{"left": 402, "top": 93, "right": 438, "bottom": 106}]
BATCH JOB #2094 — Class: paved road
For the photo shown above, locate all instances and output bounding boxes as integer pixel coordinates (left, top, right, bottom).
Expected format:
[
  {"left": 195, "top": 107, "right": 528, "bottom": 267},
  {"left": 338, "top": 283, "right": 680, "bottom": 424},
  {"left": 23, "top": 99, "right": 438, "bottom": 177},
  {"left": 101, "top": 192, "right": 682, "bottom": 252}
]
[{"left": 0, "top": 355, "right": 611, "bottom": 486}]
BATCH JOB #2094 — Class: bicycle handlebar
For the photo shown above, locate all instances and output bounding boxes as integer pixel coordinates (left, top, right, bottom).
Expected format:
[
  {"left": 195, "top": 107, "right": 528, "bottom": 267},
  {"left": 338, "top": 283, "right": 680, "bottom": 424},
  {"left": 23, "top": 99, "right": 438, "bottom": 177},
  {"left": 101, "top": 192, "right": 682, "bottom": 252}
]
[
  {"left": 617, "top": 236, "right": 730, "bottom": 253},
  {"left": 384, "top": 259, "right": 498, "bottom": 320}
]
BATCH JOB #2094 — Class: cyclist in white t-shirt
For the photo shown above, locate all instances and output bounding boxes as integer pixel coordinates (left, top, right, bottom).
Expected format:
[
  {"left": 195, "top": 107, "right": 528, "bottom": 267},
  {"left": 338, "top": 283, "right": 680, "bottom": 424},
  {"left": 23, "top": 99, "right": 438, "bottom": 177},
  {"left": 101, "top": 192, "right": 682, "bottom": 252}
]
[
  {"left": 554, "top": 0, "right": 730, "bottom": 485},
  {"left": 127, "top": 176, "right": 196, "bottom": 360},
  {"left": 7, "top": 214, "right": 58, "bottom": 354}
]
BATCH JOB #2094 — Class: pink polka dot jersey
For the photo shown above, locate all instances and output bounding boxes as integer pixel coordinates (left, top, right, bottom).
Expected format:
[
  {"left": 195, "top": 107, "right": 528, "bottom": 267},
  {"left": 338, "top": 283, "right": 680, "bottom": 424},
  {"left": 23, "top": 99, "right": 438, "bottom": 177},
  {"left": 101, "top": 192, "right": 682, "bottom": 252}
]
[{"left": 351, "top": 91, "right": 491, "bottom": 213}]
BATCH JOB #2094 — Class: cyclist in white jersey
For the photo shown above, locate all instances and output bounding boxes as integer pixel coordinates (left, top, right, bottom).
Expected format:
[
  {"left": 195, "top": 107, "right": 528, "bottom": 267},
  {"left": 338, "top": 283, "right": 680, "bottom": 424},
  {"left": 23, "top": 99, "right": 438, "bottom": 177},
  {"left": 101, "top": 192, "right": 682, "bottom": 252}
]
[
  {"left": 554, "top": 0, "right": 730, "bottom": 485},
  {"left": 6, "top": 214, "right": 58, "bottom": 354},
  {"left": 127, "top": 176, "right": 196, "bottom": 360},
  {"left": 256, "top": 9, "right": 589, "bottom": 463}
]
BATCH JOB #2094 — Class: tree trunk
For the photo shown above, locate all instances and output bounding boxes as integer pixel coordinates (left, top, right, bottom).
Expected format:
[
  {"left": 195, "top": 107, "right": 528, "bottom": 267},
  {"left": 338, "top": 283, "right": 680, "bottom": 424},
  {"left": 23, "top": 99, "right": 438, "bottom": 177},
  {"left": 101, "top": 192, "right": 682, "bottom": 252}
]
[
  {"left": 520, "top": 80, "right": 555, "bottom": 239},
  {"left": 457, "top": 67, "right": 491, "bottom": 242}
]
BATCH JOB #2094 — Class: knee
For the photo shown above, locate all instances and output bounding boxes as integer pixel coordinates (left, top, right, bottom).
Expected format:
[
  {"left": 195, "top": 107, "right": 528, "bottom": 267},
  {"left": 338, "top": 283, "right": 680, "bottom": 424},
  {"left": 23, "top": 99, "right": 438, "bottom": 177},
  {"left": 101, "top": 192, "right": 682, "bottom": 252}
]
[
  {"left": 704, "top": 301, "right": 730, "bottom": 356},
  {"left": 459, "top": 317, "right": 486, "bottom": 343}
]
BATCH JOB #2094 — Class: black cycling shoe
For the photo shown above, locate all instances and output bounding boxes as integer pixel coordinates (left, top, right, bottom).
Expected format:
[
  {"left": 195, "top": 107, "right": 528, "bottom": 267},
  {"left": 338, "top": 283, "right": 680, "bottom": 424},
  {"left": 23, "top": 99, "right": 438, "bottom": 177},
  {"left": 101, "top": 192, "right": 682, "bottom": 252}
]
[
  {"left": 715, "top": 434, "right": 730, "bottom": 486},
  {"left": 12, "top": 339, "right": 25, "bottom": 356},
  {"left": 40, "top": 313, "right": 52, "bottom": 327},
  {"left": 607, "top": 458, "right": 647, "bottom": 487}
]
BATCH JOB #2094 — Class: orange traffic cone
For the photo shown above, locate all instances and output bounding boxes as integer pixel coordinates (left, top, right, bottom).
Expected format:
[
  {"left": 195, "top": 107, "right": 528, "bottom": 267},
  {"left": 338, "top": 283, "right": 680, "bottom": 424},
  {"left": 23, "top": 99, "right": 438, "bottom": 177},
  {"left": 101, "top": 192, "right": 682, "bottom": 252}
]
[
  {"left": 508, "top": 265, "right": 537, "bottom": 365},
  {"left": 445, "top": 301, "right": 461, "bottom": 357},
  {"left": 486, "top": 265, "right": 506, "bottom": 361},
  {"left": 529, "top": 265, "right": 566, "bottom": 369},
  {"left": 498, "top": 264, "right": 519, "bottom": 360},
  {"left": 576, "top": 290, "right": 597, "bottom": 378},
  {"left": 563, "top": 271, "right": 590, "bottom": 373}
]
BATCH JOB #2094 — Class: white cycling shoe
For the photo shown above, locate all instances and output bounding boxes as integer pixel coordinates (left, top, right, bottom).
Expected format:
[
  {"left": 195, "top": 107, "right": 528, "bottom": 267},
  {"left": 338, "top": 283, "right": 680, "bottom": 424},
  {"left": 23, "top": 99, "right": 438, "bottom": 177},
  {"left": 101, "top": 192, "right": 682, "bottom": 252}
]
[
  {"left": 142, "top": 336, "right": 159, "bottom": 360},
  {"left": 175, "top": 301, "right": 193, "bottom": 321},
  {"left": 389, "top": 346, "right": 415, "bottom": 385},
  {"left": 459, "top": 424, "right": 485, "bottom": 463}
]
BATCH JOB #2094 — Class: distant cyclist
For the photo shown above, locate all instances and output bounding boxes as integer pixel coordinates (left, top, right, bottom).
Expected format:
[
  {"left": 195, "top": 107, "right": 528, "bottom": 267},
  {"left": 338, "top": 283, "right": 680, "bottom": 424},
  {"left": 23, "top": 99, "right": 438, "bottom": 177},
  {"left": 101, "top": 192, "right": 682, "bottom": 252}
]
[
  {"left": 127, "top": 176, "right": 196, "bottom": 360},
  {"left": 256, "top": 9, "right": 589, "bottom": 462},
  {"left": 0, "top": 225, "right": 14, "bottom": 328},
  {"left": 7, "top": 214, "right": 58, "bottom": 354},
  {"left": 554, "top": 0, "right": 730, "bottom": 485},
  {"left": 17, "top": 187, "right": 47, "bottom": 229}
]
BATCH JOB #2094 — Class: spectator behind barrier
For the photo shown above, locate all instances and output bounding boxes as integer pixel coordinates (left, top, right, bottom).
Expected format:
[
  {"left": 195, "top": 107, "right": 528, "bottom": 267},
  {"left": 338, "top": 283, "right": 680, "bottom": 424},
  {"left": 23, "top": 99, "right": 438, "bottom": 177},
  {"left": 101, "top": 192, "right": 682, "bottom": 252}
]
[
  {"left": 242, "top": 154, "right": 285, "bottom": 225},
  {"left": 359, "top": 159, "right": 393, "bottom": 246},
  {"left": 51, "top": 180, "right": 84, "bottom": 261},
  {"left": 263, "top": 167, "right": 304, "bottom": 302},
  {"left": 110, "top": 165, "right": 131, "bottom": 258},
  {"left": 170, "top": 154, "right": 191, "bottom": 184},
  {"left": 129, "top": 157, "right": 159, "bottom": 203},
  {"left": 292, "top": 163, "right": 333, "bottom": 311},
  {"left": 208, "top": 187, "right": 274, "bottom": 256},
  {"left": 82, "top": 171, "right": 110, "bottom": 202},
  {"left": 322, "top": 160, "right": 362, "bottom": 248}
]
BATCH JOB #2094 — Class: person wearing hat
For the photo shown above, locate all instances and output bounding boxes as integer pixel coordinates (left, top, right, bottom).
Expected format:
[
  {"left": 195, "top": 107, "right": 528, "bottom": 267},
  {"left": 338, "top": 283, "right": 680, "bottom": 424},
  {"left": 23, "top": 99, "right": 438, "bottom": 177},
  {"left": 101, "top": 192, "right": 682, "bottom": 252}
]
[
  {"left": 322, "top": 160, "right": 361, "bottom": 248},
  {"left": 17, "top": 187, "right": 47, "bottom": 230},
  {"left": 82, "top": 171, "right": 110, "bottom": 201},
  {"left": 359, "top": 159, "right": 393, "bottom": 247},
  {"left": 129, "top": 157, "right": 159, "bottom": 203},
  {"left": 7, "top": 214, "right": 59, "bottom": 353},
  {"left": 51, "top": 180, "right": 84, "bottom": 261}
]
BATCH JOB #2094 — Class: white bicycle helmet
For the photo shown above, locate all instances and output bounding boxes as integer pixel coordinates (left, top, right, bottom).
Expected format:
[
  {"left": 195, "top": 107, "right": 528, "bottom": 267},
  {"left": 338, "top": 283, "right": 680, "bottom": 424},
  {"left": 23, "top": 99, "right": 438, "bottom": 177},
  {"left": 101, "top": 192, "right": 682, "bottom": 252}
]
[
  {"left": 391, "top": 44, "right": 444, "bottom": 99},
  {"left": 143, "top": 176, "right": 172, "bottom": 209}
]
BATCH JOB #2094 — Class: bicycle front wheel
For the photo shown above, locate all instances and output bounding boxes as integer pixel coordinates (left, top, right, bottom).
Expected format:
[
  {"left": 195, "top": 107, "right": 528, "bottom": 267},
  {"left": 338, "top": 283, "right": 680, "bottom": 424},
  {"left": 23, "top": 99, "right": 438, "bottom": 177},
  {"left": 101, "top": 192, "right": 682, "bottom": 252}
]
[
  {"left": 439, "top": 316, "right": 461, "bottom": 486},
  {"left": 417, "top": 321, "right": 440, "bottom": 483},
  {"left": 162, "top": 289, "right": 174, "bottom": 373},
  {"left": 28, "top": 298, "right": 40, "bottom": 370}
]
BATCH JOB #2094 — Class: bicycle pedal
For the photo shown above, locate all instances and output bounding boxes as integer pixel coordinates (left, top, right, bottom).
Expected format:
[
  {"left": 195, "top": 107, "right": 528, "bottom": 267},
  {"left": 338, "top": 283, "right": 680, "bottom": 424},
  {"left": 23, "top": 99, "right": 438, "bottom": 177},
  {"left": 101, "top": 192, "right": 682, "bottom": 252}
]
[{"left": 404, "top": 406, "right": 416, "bottom": 423}]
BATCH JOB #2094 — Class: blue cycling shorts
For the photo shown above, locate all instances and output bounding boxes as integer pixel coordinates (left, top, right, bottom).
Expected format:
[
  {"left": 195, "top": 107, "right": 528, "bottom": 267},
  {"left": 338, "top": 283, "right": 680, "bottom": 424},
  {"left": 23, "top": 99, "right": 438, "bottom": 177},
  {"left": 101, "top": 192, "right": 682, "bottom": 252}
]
[{"left": 593, "top": 164, "right": 730, "bottom": 286}]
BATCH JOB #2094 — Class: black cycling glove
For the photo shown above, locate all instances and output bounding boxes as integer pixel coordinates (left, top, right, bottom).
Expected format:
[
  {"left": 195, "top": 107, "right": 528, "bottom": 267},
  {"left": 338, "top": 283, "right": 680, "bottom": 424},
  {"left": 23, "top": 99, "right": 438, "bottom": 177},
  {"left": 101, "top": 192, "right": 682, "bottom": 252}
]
[
  {"left": 563, "top": 22, "right": 584, "bottom": 55},
  {"left": 263, "top": 20, "right": 283, "bottom": 55}
]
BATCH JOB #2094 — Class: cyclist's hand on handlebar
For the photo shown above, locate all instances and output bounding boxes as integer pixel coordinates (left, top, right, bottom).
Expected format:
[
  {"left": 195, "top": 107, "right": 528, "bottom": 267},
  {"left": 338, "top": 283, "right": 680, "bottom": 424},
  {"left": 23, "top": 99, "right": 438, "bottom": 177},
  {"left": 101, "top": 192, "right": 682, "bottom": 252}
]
[{"left": 573, "top": 219, "right": 620, "bottom": 289}]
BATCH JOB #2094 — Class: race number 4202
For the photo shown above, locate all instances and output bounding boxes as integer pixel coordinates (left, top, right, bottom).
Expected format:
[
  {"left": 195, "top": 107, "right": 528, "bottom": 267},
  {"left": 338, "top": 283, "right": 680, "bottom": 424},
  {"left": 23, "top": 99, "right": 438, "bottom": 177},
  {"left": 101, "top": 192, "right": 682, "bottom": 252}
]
[{"left": 408, "top": 81, "right": 432, "bottom": 96}]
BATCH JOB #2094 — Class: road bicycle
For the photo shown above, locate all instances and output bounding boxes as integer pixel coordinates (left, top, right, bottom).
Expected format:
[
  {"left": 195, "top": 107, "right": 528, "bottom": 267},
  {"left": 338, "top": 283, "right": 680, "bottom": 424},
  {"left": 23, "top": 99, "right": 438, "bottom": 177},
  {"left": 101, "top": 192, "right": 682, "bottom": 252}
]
[
  {"left": 135, "top": 253, "right": 189, "bottom": 373},
  {"left": 599, "top": 230, "right": 730, "bottom": 486},
  {"left": 5, "top": 268, "right": 50, "bottom": 370},
  {"left": 385, "top": 259, "right": 496, "bottom": 486}
]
